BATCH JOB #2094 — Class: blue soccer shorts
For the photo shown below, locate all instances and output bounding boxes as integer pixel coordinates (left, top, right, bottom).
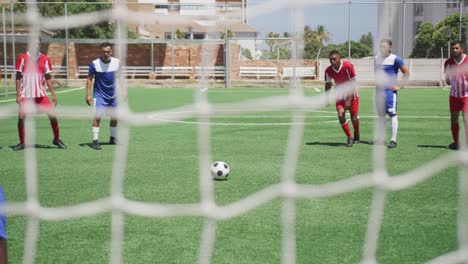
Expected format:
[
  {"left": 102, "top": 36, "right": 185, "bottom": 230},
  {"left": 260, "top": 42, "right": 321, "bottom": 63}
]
[
  {"left": 94, "top": 96, "right": 117, "bottom": 118},
  {"left": 0, "top": 186, "right": 7, "bottom": 240},
  {"left": 376, "top": 90, "right": 398, "bottom": 116}
]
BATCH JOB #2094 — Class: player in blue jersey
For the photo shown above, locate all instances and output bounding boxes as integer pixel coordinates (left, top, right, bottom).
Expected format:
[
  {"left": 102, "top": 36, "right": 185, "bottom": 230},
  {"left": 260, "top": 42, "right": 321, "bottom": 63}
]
[
  {"left": 0, "top": 185, "right": 7, "bottom": 264},
  {"left": 374, "top": 39, "right": 409, "bottom": 148},
  {"left": 86, "top": 42, "right": 121, "bottom": 150}
]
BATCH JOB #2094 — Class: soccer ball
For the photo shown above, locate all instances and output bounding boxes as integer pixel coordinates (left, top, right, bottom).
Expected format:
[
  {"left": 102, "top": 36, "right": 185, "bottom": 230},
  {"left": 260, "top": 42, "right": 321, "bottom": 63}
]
[{"left": 211, "top": 161, "right": 230, "bottom": 180}]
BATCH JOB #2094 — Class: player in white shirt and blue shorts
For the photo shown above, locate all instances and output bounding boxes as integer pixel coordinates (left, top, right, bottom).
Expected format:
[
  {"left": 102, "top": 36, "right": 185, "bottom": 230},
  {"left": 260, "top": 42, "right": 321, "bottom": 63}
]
[
  {"left": 85, "top": 42, "right": 121, "bottom": 150},
  {"left": 374, "top": 39, "right": 410, "bottom": 148}
]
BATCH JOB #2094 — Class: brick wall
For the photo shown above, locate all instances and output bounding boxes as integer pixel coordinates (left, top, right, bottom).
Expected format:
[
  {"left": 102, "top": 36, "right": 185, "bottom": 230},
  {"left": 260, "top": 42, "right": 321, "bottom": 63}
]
[{"left": 0, "top": 41, "right": 317, "bottom": 80}]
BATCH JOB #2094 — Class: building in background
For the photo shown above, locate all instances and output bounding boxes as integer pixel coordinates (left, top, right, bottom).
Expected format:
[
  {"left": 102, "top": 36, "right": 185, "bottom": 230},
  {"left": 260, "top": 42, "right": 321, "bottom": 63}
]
[
  {"left": 378, "top": 0, "right": 467, "bottom": 58},
  {"left": 126, "top": 1, "right": 255, "bottom": 39}
]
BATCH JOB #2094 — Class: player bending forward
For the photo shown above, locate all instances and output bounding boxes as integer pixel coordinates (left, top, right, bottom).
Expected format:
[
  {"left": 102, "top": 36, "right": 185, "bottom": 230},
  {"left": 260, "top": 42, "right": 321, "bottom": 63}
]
[
  {"left": 86, "top": 42, "right": 120, "bottom": 150},
  {"left": 325, "top": 50, "right": 360, "bottom": 147}
]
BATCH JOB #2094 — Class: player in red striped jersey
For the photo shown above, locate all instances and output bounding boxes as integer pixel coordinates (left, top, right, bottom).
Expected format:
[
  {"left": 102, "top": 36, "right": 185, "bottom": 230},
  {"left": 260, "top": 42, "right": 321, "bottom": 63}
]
[
  {"left": 444, "top": 41, "right": 468, "bottom": 150},
  {"left": 13, "top": 38, "right": 67, "bottom": 151},
  {"left": 324, "top": 50, "right": 360, "bottom": 147}
]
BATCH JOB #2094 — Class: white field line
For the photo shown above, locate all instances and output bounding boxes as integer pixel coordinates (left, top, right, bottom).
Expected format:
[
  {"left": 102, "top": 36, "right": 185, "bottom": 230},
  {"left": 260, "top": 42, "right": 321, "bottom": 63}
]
[{"left": 0, "top": 87, "right": 85, "bottom": 103}]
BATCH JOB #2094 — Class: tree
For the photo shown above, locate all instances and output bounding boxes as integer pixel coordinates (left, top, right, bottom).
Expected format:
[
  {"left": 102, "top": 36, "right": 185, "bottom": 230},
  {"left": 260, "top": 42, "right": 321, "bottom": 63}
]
[
  {"left": 175, "top": 29, "right": 186, "bottom": 40},
  {"left": 410, "top": 22, "right": 436, "bottom": 58},
  {"left": 410, "top": 13, "right": 468, "bottom": 58},
  {"left": 241, "top": 48, "right": 253, "bottom": 59},
  {"left": 304, "top": 41, "right": 324, "bottom": 59},
  {"left": 303, "top": 26, "right": 315, "bottom": 43},
  {"left": 220, "top": 29, "right": 234, "bottom": 39},
  {"left": 359, "top": 32, "right": 373, "bottom": 51},
  {"left": 314, "top": 25, "right": 330, "bottom": 44},
  {"left": 263, "top": 46, "right": 291, "bottom": 60},
  {"left": 266, "top": 32, "right": 280, "bottom": 52},
  {"left": 15, "top": 0, "right": 137, "bottom": 39}
]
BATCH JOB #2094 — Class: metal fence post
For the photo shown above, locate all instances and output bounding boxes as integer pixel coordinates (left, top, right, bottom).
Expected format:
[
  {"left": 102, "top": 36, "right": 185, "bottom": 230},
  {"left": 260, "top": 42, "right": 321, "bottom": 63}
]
[{"left": 2, "top": 7, "right": 8, "bottom": 95}]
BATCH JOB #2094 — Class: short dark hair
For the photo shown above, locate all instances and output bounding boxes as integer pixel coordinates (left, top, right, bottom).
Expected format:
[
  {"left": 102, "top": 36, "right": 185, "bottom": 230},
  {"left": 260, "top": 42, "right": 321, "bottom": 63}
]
[
  {"left": 380, "top": 39, "right": 392, "bottom": 46},
  {"left": 451, "top": 40, "right": 464, "bottom": 49},
  {"left": 100, "top": 42, "right": 112, "bottom": 48},
  {"left": 328, "top": 50, "right": 341, "bottom": 57}
]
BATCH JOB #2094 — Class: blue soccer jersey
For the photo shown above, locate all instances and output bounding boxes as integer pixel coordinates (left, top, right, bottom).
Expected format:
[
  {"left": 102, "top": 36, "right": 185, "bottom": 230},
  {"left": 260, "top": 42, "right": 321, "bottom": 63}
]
[
  {"left": 0, "top": 186, "right": 6, "bottom": 240},
  {"left": 88, "top": 57, "right": 120, "bottom": 100},
  {"left": 375, "top": 53, "right": 404, "bottom": 91}
]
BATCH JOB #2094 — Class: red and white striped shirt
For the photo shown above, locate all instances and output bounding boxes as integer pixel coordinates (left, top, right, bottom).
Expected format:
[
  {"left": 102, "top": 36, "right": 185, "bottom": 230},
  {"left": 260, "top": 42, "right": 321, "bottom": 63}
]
[
  {"left": 16, "top": 52, "right": 53, "bottom": 98},
  {"left": 444, "top": 54, "right": 468, "bottom": 98}
]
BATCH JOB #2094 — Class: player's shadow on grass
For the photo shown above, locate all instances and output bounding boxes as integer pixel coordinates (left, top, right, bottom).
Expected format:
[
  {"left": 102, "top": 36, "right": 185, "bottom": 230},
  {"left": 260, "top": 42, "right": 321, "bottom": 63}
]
[
  {"left": 8, "top": 144, "right": 57, "bottom": 150},
  {"left": 417, "top": 144, "right": 449, "bottom": 149},
  {"left": 79, "top": 142, "right": 115, "bottom": 149},
  {"left": 306, "top": 140, "right": 372, "bottom": 147},
  {"left": 305, "top": 141, "right": 346, "bottom": 147}
]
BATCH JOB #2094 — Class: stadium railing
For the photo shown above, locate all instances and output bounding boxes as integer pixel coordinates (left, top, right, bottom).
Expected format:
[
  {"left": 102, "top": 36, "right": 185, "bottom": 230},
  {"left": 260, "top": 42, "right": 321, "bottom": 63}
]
[
  {"left": 194, "top": 66, "right": 226, "bottom": 79},
  {"left": 154, "top": 66, "right": 192, "bottom": 79},
  {"left": 239, "top": 66, "right": 278, "bottom": 79},
  {"left": 281, "top": 66, "right": 316, "bottom": 79},
  {"left": 77, "top": 65, "right": 154, "bottom": 79},
  {"left": 0, "top": 65, "right": 16, "bottom": 79}
]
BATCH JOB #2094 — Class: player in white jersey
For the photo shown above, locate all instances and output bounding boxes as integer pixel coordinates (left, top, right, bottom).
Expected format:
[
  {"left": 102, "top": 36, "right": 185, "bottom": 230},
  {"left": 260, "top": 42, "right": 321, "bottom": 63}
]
[
  {"left": 374, "top": 39, "right": 409, "bottom": 148},
  {"left": 444, "top": 41, "right": 468, "bottom": 150},
  {"left": 86, "top": 42, "right": 120, "bottom": 150}
]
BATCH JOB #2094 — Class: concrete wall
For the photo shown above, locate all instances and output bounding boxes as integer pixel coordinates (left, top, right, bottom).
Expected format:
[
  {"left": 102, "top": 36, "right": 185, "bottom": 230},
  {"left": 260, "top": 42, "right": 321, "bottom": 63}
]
[
  {"left": 318, "top": 58, "right": 445, "bottom": 83},
  {"left": 0, "top": 41, "right": 446, "bottom": 85}
]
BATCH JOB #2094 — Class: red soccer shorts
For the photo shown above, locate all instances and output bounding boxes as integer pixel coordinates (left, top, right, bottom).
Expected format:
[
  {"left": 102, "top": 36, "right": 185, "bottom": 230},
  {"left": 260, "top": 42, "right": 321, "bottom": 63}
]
[
  {"left": 336, "top": 96, "right": 359, "bottom": 115},
  {"left": 19, "top": 96, "right": 53, "bottom": 116},
  {"left": 449, "top": 96, "right": 468, "bottom": 112}
]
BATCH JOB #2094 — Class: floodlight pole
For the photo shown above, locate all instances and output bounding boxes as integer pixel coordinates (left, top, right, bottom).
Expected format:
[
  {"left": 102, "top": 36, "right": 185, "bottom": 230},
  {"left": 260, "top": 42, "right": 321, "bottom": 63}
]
[
  {"left": 10, "top": 1, "right": 15, "bottom": 86},
  {"left": 459, "top": 0, "right": 463, "bottom": 41},
  {"left": 2, "top": 7, "right": 7, "bottom": 95},
  {"left": 347, "top": 1, "right": 351, "bottom": 60},
  {"left": 65, "top": 1, "right": 69, "bottom": 82},
  {"left": 402, "top": 1, "right": 406, "bottom": 58},
  {"left": 447, "top": 29, "right": 451, "bottom": 58}
]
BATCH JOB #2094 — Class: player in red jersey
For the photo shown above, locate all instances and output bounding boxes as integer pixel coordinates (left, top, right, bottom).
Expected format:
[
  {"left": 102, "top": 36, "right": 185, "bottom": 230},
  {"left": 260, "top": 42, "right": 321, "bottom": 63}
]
[
  {"left": 324, "top": 50, "right": 360, "bottom": 147},
  {"left": 444, "top": 41, "right": 468, "bottom": 150},
  {"left": 13, "top": 38, "right": 67, "bottom": 151}
]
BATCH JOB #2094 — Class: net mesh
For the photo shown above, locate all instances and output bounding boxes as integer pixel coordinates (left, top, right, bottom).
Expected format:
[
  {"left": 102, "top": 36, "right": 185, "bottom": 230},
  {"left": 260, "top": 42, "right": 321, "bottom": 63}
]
[{"left": 1, "top": 1, "right": 468, "bottom": 264}]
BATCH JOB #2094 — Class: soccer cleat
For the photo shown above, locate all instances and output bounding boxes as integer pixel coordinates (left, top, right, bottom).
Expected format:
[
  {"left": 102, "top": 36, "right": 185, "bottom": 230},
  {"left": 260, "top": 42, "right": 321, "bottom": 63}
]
[
  {"left": 13, "top": 143, "right": 24, "bottom": 151},
  {"left": 387, "top": 140, "right": 397, "bottom": 148},
  {"left": 53, "top": 139, "right": 67, "bottom": 149},
  {"left": 448, "top": 142, "right": 459, "bottom": 150},
  {"left": 346, "top": 138, "right": 354, "bottom": 147},
  {"left": 91, "top": 140, "right": 102, "bottom": 150},
  {"left": 109, "top": 136, "right": 117, "bottom": 145},
  {"left": 353, "top": 133, "right": 360, "bottom": 144}
]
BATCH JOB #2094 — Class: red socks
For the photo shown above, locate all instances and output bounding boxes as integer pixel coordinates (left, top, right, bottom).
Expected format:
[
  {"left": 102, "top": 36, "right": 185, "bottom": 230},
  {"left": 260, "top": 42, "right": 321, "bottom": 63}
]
[{"left": 341, "top": 121, "right": 352, "bottom": 138}]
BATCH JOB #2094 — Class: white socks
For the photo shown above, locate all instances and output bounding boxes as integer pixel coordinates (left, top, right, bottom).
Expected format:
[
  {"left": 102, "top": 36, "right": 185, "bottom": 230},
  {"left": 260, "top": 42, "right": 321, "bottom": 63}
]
[
  {"left": 92, "top": 127, "right": 99, "bottom": 141},
  {"left": 391, "top": 115, "right": 398, "bottom": 142},
  {"left": 93, "top": 126, "right": 117, "bottom": 141},
  {"left": 110, "top": 127, "right": 117, "bottom": 138}
]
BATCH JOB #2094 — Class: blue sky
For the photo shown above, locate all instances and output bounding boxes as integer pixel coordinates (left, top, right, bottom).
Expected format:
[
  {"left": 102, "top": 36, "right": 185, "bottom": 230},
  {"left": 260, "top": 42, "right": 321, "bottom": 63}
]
[{"left": 247, "top": 1, "right": 378, "bottom": 44}]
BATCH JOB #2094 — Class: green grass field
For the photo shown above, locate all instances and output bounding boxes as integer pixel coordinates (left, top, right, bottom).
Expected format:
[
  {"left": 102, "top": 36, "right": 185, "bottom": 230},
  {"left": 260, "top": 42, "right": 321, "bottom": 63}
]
[{"left": 0, "top": 86, "right": 460, "bottom": 263}]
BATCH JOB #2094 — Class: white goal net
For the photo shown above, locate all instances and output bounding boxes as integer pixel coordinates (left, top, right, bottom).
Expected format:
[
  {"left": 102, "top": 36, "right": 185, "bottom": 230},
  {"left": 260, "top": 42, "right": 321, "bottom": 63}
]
[{"left": 1, "top": 1, "right": 468, "bottom": 264}]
